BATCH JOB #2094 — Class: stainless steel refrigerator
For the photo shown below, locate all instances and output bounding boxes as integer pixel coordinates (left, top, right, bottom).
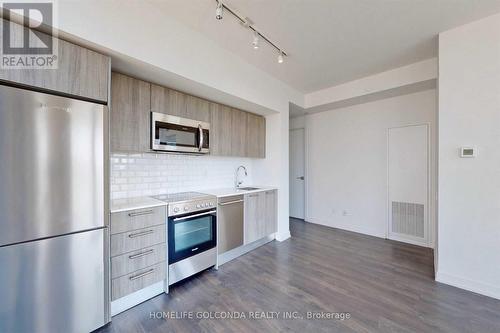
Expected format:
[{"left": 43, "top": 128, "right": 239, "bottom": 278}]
[{"left": 0, "top": 84, "right": 110, "bottom": 332}]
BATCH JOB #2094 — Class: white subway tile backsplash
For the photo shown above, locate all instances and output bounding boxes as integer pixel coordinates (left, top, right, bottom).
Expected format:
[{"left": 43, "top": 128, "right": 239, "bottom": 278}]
[{"left": 110, "top": 153, "right": 253, "bottom": 199}]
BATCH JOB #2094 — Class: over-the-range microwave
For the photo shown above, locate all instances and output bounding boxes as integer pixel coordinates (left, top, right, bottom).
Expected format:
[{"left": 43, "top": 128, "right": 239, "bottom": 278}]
[{"left": 151, "top": 112, "right": 210, "bottom": 154}]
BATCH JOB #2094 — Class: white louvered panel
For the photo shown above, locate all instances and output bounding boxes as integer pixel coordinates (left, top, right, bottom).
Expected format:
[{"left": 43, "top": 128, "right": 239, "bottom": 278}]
[{"left": 391, "top": 201, "right": 424, "bottom": 238}]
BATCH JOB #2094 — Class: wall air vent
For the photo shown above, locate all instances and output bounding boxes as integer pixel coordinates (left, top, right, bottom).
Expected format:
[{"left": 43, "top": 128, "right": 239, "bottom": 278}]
[{"left": 391, "top": 201, "right": 424, "bottom": 238}]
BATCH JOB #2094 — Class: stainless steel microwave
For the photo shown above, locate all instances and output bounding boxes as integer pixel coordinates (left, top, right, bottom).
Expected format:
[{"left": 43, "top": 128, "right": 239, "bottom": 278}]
[{"left": 151, "top": 112, "right": 210, "bottom": 154}]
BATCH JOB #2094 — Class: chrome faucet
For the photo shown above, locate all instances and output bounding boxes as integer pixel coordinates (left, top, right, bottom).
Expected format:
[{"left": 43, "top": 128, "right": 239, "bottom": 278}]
[{"left": 235, "top": 165, "right": 248, "bottom": 188}]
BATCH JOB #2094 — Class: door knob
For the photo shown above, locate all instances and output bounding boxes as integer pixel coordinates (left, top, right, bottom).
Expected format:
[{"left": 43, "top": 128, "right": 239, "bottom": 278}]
[{"left": 297, "top": 176, "right": 305, "bottom": 180}]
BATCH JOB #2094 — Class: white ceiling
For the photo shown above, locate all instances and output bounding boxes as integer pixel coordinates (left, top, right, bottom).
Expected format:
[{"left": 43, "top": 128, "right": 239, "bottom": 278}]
[{"left": 150, "top": 0, "right": 500, "bottom": 93}]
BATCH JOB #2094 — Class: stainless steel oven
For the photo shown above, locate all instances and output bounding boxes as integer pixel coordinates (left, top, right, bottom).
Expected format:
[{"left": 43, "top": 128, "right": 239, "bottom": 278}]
[
  {"left": 151, "top": 112, "right": 210, "bottom": 154},
  {"left": 168, "top": 209, "right": 216, "bottom": 264},
  {"left": 152, "top": 192, "right": 217, "bottom": 285}
]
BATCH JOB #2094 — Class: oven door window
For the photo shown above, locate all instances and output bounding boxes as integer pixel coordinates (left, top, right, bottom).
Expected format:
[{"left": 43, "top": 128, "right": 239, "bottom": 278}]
[
  {"left": 155, "top": 121, "right": 199, "bottom": 148},
  {"left": 168, "top": 212, "right": 216, "bottom": 264}
]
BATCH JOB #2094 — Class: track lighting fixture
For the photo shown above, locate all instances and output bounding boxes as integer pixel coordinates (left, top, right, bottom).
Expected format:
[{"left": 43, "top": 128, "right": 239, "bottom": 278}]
[
  {"left": 215, "top": 1, "right": 223, "bottom": 20},
  {"left": 252, "top": 32, "right": 260, "bottom": 49},
  {"left": 213, "top": 0, "right": 288, "bottom": 63},
  {"left": 278, "top": 51, "right": 284, "bottom": 64}
]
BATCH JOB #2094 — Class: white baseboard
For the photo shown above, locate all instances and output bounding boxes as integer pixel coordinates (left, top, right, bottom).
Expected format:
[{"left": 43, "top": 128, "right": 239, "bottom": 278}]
[
  {"left": 436, "top": 271, "right": 500, "bottom": 300},
  {"left": 388, "top": 233, "right": 431, "bottom": 248},
  {"left": 275, "top": 230, "right": 291, "bottom": 242},
  {"left": 111, "top": 281, "right": 165, "bottom": 316},
  {"left": 306, "top": 217, "right": 385, "bottom": 239}
]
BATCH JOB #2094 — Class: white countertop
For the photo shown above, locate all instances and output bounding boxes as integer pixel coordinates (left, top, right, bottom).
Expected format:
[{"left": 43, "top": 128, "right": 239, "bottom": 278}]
[
  {"left": 110, "top": 196, "right": 166, "bottom": 213},
  {"left": 201, "top": 186, "right": 277, "bottom": 198}
]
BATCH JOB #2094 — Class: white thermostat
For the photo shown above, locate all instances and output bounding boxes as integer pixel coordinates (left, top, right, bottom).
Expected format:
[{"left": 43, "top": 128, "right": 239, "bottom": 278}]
[{"left": 460, "top": 147, "right": 476, "bottom": 158}]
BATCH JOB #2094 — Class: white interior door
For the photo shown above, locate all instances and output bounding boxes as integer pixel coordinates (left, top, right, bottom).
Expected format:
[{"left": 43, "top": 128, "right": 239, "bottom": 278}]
[
  {"left": 388, "top": 124, "right": 429, "bottom": 247},
  {"left": 290, "top": 129, "right": 305, "bottom": 219}
]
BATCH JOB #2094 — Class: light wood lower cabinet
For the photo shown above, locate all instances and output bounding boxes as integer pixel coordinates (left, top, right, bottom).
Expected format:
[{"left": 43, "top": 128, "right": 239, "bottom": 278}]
[
  {"left": 244, "top": 190, "right": 277, "bottom": 244},
  {"left": 110, "top": 206, "right": 167, "bottom": 301},
  {"left": 264, "top": 190, "right": 277, "bottom": 234}
]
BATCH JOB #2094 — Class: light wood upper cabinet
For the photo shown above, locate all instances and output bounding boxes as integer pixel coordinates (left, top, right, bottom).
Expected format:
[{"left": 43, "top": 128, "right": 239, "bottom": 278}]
[
  {"left": 210, "top": 104, "right": 265, "bottom": 158},
  {"left": 246, "top": 113, "right": 266, "bottom": 158},
  {"left": 231, "top": 108, "right": 247, "bottom": 157},
  {"left": 150, "top": 84, "right": 171, "bottom": 115},
  {"left": 151, "top": 84, "right": 209, "bottom": 122},
  {"left": 186, "top": 95, "right": 210, "bottom": 122},
  {"left": 210, "top": 103, "right": 232, "bottom": 156},
  {"left": 113, "top": 80, "right": 265, "bottom": 157},
  {"left": 111, "top": 73, "right": 151, "bottom": 152},
  {"left": 0, "top": 19, "right": 110, "bottom": 103}
]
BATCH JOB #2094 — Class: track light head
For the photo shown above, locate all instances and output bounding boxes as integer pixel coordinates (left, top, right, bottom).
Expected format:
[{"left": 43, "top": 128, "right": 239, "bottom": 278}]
[
  {"left": 278, "top": 51, "right": 284, "bottom": 64},
  {"left": 215, "top": 1, "right": 223, "bottom": 20},
  {"left": 252, "top": 32, "right": 259, "bottom": 49}
]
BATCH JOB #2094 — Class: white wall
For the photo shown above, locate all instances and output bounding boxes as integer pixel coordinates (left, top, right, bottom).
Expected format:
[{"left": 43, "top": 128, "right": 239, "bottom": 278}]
[
  {"left": 304, "top": 58, "right": 437, "bottom": 109},
  {"left": 305, "top": 90, "right": 437, "bottom": 241},
  {"left": 437, "top": 13, "right": 500, "bottom": 299}
]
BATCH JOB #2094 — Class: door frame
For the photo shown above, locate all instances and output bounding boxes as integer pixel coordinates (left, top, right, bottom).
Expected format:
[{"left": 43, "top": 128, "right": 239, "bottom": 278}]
[
  {"left": 386, "top": 123, "right": 432, "bottom": 247},
  {"left": 289, "top": 127, "right": 308, "bottom": 220}
]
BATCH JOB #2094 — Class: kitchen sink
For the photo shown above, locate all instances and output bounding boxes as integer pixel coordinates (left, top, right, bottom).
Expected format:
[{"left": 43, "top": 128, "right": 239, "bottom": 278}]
[{"left": 236, "top": 187, "right": 260, "bottom": 191}]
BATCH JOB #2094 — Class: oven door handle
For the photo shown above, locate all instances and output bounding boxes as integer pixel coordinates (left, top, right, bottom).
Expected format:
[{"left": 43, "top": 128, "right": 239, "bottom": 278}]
[
  {"left": 198, "top": 124, "right": 203, "bottom": 151},
  {"left": 173, "top": 210, "right": 216, "bottom": 222}
]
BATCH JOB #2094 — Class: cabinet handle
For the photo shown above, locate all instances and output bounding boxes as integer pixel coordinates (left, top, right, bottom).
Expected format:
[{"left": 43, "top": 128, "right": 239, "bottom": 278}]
[
  {"left": 129, "top": 268, "right": 155, "bottom": 280},
  {"left": 128, "top": 249, "right": 154, "bottom": 259},
  {"left": 128, "top": 229, "right": 154, "bottom": 238},
  {"left": 128, "top": 210, "right": 154, "bottom": 217},
  {"left": 248, "top": 194, "right": 258, "bottom": 198},
  {"left": 265, "top": 191, "right": 274, "bottom": 195},
  {"left": 219, "top": 199, "right": 244, "bottom": 206}
]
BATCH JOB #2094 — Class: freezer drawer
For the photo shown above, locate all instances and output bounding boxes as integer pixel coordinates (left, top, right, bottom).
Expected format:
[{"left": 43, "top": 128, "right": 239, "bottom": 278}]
[
  {"left": 0, "top": 85, "right": 106, "bottom": 246},
  {"left": 0, "top": 229, "right": 107, "bottom": 333}
]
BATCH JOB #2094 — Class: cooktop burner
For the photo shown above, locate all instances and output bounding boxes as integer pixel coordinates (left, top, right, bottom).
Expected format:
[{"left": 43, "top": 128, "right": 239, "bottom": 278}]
[{"left": 152, "top": 192, "right": 217, "bottom": 216}]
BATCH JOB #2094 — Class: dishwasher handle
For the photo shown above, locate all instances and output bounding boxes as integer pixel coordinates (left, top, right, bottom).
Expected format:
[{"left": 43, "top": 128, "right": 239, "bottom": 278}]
[{"left": 218, "top": 199, "right": 244, "bottom": 206}]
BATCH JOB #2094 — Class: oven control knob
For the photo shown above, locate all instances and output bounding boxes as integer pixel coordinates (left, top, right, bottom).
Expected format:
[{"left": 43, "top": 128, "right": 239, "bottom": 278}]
[
  {"left": 173, "top": 207, "right": 179, "bottom": 213},
  {"left": 184, "top": 206, "right": 189, "bottom": 211},
  {"left": 196, "top": 204, "right": 200, "bottom": 208},
  {"left": 205, "top": 203, "right": 209, "bottom": 207}
]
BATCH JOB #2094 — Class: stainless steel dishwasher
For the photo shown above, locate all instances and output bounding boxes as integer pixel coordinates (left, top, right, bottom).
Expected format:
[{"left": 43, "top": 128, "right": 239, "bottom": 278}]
[{"left": 217, "top": 195, "right": 244, "bottom": 253}]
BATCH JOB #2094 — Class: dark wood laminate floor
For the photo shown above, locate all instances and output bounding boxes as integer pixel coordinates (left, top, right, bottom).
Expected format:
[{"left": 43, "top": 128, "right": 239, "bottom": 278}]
[{"left": 97, "top": 218, "right": 500, "bottom": 333}]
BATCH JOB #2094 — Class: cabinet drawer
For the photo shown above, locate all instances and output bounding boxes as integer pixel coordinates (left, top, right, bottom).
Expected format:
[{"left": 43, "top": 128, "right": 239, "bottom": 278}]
[
  {"left": 111, "top": 224, "right": 165, "bottom": 257},
  {"left": 111, "top": 243, "right": 166, "bottom": 279},
  {"left": 111, "top": 206, "right": 165, "bottom": 235},
  {"left": 111, "top": 262, "right": 165, "bottom": 301}
]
